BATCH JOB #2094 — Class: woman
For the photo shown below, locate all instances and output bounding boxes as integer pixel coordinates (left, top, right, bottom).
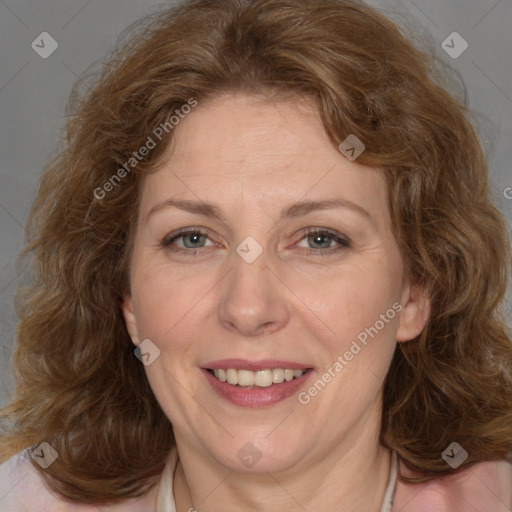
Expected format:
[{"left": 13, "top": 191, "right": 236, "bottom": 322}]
[{"left": 1, "top": 0, "right": 511, "bottom": 510}]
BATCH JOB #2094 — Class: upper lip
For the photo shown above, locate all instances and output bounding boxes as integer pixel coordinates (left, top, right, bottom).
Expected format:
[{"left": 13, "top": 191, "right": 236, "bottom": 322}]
[{"left": 203, "top": 359, "right": 313, "bottom": 371}]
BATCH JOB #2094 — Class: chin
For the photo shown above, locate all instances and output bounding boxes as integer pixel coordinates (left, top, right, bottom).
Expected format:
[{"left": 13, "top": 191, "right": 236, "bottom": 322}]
[{"left": 205, "top": 433, "right": 308, "bottom": 473}]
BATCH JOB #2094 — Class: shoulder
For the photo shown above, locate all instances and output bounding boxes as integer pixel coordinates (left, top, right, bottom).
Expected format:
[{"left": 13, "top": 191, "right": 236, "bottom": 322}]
[
  {"left": 0, "top": 449, "right": 75, "bottom": 511},
  {"left": 393, "top": 456, "right": 512, "bottom": 512},
  {"left": 0, "top": 449, "right": 160, "bottom": 512}
]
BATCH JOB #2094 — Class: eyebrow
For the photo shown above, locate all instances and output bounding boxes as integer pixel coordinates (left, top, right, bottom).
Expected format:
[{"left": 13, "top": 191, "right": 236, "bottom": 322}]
[{"left": 147, "top": 197, "right": 371, "bottom": 222}]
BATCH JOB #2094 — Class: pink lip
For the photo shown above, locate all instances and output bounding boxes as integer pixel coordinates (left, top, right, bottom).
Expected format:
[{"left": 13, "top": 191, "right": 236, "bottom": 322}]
[
  {"left": 202, "top": 368, "right": 315, "bottom": 408},
  {"left": 203, "top": 359, "right": 313, "bottom": 371}
]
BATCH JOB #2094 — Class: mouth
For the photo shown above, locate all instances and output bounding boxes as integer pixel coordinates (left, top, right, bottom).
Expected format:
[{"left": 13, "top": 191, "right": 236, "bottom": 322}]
[
  {"left": 201, "top": 360, "right": 315, "bottom": 407},
  {"left": 206, "top": 367, "right": 312, "bottom": 387}
]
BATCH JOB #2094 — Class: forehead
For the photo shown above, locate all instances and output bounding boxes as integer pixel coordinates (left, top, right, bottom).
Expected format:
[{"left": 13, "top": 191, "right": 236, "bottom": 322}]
[{"left": 139, "top": 94, "right": 389, "bottom": 225}]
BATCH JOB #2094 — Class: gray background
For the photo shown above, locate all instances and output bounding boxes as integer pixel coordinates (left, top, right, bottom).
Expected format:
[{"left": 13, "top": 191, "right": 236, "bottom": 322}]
[{"left": 1, "top": 0, "right": 511, "bottom": 408}]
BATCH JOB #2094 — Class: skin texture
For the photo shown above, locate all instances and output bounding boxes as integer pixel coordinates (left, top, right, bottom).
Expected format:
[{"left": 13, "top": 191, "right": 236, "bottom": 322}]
[{"left": 122, "top": 93, "right": 431, "bottom": 511}]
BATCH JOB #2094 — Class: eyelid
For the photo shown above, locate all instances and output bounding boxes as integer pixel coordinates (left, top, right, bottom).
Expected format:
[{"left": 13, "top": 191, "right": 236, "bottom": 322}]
[
  {"left": 161, "top": 226, "right": 352, "bottom": 256},
  {"left": 299, "top": 227, "right": 351, "bottom": 245},
  {"left": 293, "top": 228, "right": 351, "bottom": 255},
  {"left": 161, "top": 227, "right": 218, "bottom": 248}
]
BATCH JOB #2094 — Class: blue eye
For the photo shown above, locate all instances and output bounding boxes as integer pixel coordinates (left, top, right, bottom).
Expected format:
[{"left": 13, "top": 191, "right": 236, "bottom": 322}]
[
  {"left": 297, "top": 228, "right": 351, "bottom": 254},
  {"left": 161, "top": 227, "right": 351, "bottom": 256},
  {"left": 162, "top": 229, "right": 214, "bottom": 252},
  {"left": 176, "top": 232, "right": 208, "bottom": 248}
]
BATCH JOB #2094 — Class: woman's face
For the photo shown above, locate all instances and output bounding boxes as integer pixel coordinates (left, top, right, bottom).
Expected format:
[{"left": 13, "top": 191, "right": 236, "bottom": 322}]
[{"left": 122, "top": 93, "right": 429, "bottom": 473}]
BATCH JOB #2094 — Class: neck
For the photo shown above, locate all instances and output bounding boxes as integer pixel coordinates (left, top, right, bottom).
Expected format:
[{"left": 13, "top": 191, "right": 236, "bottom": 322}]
[{"left": 172, "top": 406, "right": 392, "bottom": 512}]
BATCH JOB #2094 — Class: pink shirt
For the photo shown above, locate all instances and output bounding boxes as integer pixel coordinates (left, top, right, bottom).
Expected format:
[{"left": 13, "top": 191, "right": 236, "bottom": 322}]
[{"left": 1, "top": 447, "right": 511, "bottom": 511}]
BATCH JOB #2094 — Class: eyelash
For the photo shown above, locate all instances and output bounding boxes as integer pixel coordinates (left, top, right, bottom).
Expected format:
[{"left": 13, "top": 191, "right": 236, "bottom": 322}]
[{"left": 160, "top": 227, "right": 352, "bottom": 257}]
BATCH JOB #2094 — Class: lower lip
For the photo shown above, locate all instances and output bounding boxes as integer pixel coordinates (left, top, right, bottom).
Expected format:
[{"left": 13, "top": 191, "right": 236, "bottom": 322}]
[{"left": 202, "top": 369, "right": 314, "bottom": 407}]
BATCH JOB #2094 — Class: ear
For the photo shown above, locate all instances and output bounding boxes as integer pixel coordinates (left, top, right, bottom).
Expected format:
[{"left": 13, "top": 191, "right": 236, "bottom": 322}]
[
  {"left": 396, "top": 277, "right": 431, "bottom": 343},
  {"left": 121, "top": 294, "right": 141, "bottom": 347}
]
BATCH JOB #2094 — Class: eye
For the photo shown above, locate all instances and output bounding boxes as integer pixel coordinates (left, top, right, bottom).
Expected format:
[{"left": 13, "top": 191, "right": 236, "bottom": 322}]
[
  {"left": 161, "top": 228, "right": 216, "bottom": 254},
  {"left": 160, "top": 227, "right": 351, "bottom": 257},
  {"left": 296, "top": 228, "right": 351, "bottom": 254}
]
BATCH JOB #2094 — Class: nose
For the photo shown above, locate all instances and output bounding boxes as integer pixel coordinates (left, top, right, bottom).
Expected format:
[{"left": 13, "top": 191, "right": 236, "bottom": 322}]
[{"left": 216, "top": 247, "right": 290, "bottom": 337}]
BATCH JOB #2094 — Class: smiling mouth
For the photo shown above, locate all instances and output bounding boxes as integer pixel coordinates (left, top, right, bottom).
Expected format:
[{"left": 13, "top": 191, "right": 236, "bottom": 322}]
[{"left": 206, "top": 368, "right": 313, "bottom": 387}]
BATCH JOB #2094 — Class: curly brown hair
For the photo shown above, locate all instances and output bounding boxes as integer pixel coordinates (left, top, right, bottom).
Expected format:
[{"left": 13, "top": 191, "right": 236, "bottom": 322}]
[{"left": 1, "top": 0, "right": 511, "bottom": 505}]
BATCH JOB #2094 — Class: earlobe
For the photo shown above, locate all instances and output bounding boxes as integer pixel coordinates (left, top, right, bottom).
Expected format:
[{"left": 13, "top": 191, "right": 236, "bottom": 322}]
[
  {"left": 121, "top": 294, "right": 141, "bottom": 346},
  {"left": 396, "top": 281, "right": 431, "bottom": 343}
]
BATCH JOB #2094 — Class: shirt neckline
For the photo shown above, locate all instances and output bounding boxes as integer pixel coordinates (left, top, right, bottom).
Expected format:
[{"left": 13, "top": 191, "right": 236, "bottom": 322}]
[
  {"left": 156, "top": 447, "right": 398, "bottom": 512},
  {"left": 380, "top": 449, "right": 398, "bottom": 512}
]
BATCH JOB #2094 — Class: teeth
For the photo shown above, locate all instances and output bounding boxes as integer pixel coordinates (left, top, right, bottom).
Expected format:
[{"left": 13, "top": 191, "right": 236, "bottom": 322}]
[
  {"left": 226, "top": 369, "right": 238, "bottom": 385},
  {"left": 216, "top": 369, "right": 227, "bottom": 382},
  {"left": 272, "top": 368, "right": 285, "bottom": 383},
  {"left": 284, "top": 369, "right": 295, "bottom": 381},
  {"left": 238, "top": 369, "right": 254, "bottom": 386},
  {"left": 212, "top": 368, "right": 306, "bottom": 387}
]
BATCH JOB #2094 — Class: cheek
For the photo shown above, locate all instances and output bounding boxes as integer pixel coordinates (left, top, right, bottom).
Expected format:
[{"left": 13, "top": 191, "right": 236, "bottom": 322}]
[
  {"left": 130, "top": 261, "right": 216, "bottom": 348},
  {"left": 295, "top": 258, "right": 401, "bottom": 348}
]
